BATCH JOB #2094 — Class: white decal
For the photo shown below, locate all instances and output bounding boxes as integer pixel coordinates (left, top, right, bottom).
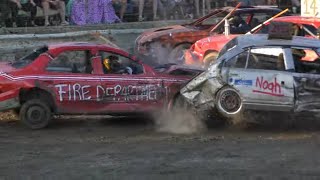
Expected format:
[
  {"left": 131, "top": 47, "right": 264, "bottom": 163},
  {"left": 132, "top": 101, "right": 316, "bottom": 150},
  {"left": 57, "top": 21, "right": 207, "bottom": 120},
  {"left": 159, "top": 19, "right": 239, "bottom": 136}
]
[
  {"left": 55, "top": 84, "right": 67, "bottom": 102},
  {"left": 55, "top": 83, "right": 170, "bottom": 102}
]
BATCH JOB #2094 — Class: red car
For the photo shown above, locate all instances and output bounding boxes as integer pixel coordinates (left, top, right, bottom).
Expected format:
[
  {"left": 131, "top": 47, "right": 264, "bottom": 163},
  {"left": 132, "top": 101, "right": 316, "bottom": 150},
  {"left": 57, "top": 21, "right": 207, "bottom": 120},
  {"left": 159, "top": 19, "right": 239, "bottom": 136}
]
[
  {"left": 185, "top": 16, "right": 320, "bottom": 66},
  {"left": 135, "top": 6, "right": 282, "bottom": 65},
  {"left": 0, "top": 42, "right": 201, "bottom": 129}
]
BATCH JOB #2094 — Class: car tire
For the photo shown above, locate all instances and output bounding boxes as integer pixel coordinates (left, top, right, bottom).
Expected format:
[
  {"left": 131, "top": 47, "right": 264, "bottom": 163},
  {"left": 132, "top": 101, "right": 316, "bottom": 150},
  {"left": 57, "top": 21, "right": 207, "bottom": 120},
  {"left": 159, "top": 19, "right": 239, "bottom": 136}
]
[
  {"left": 215, "top": 87, "right": 243, "bottom": 118},
  {"left": 168, "top": 44, "right": 191, "bottom": 64},
  {"left": 203, "top": 51, "right": 218, "bottom": 67},
  {"left": 19, "top": 99, "right": 52, "bottom": 129}
]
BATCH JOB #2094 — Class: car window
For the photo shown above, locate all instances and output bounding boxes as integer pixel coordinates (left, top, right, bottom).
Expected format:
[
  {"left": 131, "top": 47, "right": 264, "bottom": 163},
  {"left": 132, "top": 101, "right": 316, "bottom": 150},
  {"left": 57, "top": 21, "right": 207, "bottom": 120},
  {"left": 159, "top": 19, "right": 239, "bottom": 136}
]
[
  {"left": 247, "top": 47, "right": 285, "bottom": 71},
  {"left": 291, "top": 47, "right": 320, "bottom": 74},
  {"left": 224, "top": 50, "right": 248, "bottom": 68},
  {"left": 46, "top": 50, "right": 93, "bottom": 74},
  {"left": 99, "top": 51, "right": 144, "bottom": 75}
]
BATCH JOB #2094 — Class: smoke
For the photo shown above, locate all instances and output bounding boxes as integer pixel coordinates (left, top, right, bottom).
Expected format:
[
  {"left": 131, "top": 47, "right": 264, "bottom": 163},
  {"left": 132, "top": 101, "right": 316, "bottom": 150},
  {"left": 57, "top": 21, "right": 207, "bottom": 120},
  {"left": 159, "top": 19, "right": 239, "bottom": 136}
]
[{"left": 153, "top": 108, "right": 207, "bottom": 134}]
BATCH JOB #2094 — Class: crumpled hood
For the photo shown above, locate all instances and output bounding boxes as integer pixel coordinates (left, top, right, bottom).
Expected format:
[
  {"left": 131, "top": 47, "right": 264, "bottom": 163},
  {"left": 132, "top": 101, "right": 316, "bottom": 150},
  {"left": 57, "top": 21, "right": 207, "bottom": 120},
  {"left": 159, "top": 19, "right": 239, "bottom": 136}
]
[
  {"left": 137, "top": 25, "right": 192, "bottom": 45},
  {"left": 180, "top": 63, "right": 224, "bottom": 109}
]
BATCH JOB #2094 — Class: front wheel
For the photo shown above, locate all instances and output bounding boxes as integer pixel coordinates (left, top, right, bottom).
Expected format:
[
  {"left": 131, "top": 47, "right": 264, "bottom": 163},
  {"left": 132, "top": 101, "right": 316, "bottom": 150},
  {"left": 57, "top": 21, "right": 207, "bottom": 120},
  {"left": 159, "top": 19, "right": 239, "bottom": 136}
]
[
  {"left": 215, "top": 87, "right": 243, "bottom": 119},
  {"left": 20, "top": 99, "right": 52, "bottom": 129},
  {"left": 203, "top": 51, "right": 218, "bottom": 67}
]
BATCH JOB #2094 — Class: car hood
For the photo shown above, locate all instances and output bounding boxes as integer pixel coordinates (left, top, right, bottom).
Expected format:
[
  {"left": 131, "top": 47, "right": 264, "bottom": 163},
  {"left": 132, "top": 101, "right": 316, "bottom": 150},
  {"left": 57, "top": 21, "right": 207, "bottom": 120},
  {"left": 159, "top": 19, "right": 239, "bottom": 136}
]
[{"left": 137, "top": 25, "right": 193, "bottom": 45}]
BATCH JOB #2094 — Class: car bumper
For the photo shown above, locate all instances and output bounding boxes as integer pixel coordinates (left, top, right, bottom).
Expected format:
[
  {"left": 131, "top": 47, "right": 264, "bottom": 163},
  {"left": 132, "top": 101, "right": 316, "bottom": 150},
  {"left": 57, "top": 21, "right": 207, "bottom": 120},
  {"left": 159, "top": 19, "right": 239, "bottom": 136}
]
[{"left": 0, "top": 89, "right": 20, "bottom": 112}]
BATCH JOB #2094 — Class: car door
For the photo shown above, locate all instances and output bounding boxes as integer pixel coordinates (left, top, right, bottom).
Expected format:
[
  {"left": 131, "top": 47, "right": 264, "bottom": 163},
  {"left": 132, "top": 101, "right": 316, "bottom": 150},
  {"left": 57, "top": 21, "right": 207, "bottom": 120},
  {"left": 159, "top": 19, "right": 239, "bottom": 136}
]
[
  {"left": 97, "top": 50, "right": 163, "bottom": 113},
  {"left": 289, "top": 47, "right": 320, "bottom": 112},
  {"left": 45, "top": 49, "right": 102, "bottom": 114},
  {"left": 225, "top": 46, "right": 294, "bottom": 111}
]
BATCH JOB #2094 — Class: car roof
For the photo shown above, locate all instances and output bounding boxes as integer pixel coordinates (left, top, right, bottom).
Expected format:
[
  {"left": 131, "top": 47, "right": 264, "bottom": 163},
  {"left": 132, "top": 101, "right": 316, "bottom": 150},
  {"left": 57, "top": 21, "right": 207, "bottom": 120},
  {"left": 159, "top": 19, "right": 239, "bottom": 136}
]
[
  {"left": 221, "top": 6, "right": 281, "bottom": 12},
  {"left": 274, "top": 16, "right": 320, "bottom": 28},
  {"left": 235, "top": 34, "right": 320, "bottom": 49},
  {"left": 48, "top": 42, "right": 118, "bottom": 49}
]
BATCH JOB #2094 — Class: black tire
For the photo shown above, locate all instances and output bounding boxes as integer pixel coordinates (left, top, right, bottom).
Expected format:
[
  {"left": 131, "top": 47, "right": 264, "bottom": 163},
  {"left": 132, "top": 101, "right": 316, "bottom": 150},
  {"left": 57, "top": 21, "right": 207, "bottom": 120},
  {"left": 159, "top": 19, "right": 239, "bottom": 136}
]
[
  {"left": 19, "top": 99, "right": 52, "bottom": 129},
  {"left": 215, "top": 87, "right": 243, "bottom": 118},
  {"left": 203, "top": 51, "right": 218, "bottom": 67},
  {"left": 168, "top": 44, "right": 191, "bottom": 64}
]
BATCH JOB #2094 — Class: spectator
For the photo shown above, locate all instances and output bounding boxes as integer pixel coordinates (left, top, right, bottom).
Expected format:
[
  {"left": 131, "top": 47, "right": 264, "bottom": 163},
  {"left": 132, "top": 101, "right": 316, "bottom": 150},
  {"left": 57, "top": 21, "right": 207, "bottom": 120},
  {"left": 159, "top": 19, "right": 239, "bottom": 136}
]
[
  {"left": 68, "top": 0, "right": 120, "bottom": 25},
  {"left": 11, "top": 0, "right": 38, "bottom": 27},
  {"left": 136, "top": 0, "right": 158, "bottom": 21},
  {"left": 0, "top": 0, "right": 11, "bottom": 27},
  {"left": 38, "top": 0, "right": 69, "bottom": 26},
  {"left": 113, "top": 0, "right": 127, "bottom": 21},
  {"left": 99, "top": 0, "right": 121, "bottom": 23},
  {"left": 192, "top": 0, "right": 212, "bottom": 18}
]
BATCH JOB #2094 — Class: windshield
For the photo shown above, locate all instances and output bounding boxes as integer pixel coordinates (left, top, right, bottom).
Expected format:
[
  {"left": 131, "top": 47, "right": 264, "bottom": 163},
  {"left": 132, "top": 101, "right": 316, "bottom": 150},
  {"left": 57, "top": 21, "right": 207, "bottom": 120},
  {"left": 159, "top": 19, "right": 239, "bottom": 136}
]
[
  {"left": 11, "top": 46, "right": 49, "bottom": 68},
  {"left": 257, "top": 23, "right": 318, "bottom": 36},
  {"left": 218, "top": 38, "right": 238, "bottom": 59}
]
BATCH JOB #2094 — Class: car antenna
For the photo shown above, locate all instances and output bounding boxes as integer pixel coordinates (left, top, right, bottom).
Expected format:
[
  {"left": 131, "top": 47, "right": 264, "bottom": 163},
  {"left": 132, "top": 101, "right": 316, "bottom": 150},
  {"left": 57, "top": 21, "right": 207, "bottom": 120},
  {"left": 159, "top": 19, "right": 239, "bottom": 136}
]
[{"left": 246, "top": 8, "right": 289, "bottom": 35}]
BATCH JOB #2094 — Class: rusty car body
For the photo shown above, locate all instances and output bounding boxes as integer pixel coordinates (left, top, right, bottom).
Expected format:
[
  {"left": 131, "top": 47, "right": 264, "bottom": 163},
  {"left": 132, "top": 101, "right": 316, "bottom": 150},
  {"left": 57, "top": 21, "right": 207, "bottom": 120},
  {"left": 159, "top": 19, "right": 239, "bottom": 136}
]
[
  {"left": 180, "top": 34, "right": 320, "bottom": 121},
  {"left": 134, "top": 6, "right": 282, "bottom": 64},
  {"left": 0, "top": 42, "right": 201, "bottom": 129},
  {"left": 184, "top": 16, "right": 320, "bottom": 67}
]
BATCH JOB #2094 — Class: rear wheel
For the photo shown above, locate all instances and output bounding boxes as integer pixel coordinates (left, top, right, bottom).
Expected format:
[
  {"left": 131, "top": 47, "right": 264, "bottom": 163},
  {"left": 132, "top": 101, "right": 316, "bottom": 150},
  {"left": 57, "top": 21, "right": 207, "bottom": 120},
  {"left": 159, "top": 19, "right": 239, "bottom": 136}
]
[
  {"left": 203, "top": 51, "right": 218, "bottom": 67},
  {"left": 19, "top": 99, "right": 52, "bottom": 129}
]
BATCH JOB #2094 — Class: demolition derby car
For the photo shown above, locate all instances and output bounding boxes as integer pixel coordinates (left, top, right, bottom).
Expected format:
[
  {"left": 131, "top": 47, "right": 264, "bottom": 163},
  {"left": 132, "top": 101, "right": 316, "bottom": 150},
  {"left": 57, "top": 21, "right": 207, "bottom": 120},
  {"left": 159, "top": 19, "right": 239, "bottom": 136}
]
[
  {"left": 135, "top": 6, "right": 282, "bottom": 64},
  {"left": 180, "top": 34, "right": 320, "bottom": 121},
  {"left": 0, "top": 42, "right": 201, "bottom": 129},
  {"left": 185, "top": 16, "right": 320, "bottom": 67}
]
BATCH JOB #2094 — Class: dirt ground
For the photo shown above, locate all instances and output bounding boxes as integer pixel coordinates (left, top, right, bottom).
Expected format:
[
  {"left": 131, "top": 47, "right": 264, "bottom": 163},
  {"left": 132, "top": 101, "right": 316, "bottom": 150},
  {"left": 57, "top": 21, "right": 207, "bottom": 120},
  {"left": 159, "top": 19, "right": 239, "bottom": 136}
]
[{"left": 0, "top": 112, "right": 319, "bottom": 180}]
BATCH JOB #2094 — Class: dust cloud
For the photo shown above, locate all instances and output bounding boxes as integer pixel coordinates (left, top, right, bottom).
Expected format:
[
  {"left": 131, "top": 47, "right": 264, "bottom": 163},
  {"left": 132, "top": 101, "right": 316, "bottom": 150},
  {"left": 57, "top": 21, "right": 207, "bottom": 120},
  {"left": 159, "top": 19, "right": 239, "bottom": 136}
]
[{"left": 153, "top": 108, "right": 207, "bottom": 134}]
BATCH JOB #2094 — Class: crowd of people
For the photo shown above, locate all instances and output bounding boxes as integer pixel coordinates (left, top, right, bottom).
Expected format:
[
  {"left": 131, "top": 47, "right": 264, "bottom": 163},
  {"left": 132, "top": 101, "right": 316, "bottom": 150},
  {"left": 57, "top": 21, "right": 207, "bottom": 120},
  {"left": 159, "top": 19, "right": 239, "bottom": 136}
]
[{"left": 0, "top": 0, "right": 301, "bottom": 28}]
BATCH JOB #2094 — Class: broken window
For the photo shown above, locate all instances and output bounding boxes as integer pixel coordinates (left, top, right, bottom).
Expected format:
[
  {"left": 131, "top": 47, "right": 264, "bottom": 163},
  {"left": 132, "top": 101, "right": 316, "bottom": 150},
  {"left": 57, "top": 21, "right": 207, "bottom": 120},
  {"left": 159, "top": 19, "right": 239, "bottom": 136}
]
[
  {"left": 47, "top": 50, "right": 92, "bottom": 74},
  {"left": 291, "top": 47, "right": 320, "bottom": 74}
]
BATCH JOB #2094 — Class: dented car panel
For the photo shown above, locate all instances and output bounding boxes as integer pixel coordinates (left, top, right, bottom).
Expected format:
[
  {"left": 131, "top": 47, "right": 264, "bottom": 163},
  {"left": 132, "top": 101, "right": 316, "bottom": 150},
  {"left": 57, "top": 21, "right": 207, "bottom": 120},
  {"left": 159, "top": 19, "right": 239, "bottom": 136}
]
[
  {"left": 181, "top": 34, "right": 320, "bottom": 115},
  {"left": 0, "top": 42, "right": 201, "bottom": 115}
]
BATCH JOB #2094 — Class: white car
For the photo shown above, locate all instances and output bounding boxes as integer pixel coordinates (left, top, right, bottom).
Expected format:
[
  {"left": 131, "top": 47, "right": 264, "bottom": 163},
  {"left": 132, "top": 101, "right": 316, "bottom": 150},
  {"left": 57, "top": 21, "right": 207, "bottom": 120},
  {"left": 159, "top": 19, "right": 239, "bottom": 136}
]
[{"left": 180, "top": 34, "right": 320, "bottom": 120}]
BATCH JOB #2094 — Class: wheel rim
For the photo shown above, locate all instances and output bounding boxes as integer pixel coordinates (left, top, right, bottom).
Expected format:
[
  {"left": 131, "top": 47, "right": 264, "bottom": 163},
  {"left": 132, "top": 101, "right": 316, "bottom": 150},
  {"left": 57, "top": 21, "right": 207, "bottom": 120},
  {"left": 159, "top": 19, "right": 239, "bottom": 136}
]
[
  {"left": 220, "top": 90, "right": 241, "bottom": 113},
  {"left": 26, "top": 106, "right": 46, "bottom": 125}
]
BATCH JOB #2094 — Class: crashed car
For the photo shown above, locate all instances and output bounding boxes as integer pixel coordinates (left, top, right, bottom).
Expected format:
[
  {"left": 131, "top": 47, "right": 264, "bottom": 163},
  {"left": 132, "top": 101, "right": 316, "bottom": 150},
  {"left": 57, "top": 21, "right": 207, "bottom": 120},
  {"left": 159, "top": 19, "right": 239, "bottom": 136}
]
[
  {"left": 180, "top": 34, "right": 320, "bottom": 121},
  {"left": 185, "top": 16, "right": 320, "bottom": 67},
  {"left": 0, "top": 42, "right": 201, "bottom": 129},
  {"left": 135, "top": 6, "right": 282, "bottom": 64}
]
